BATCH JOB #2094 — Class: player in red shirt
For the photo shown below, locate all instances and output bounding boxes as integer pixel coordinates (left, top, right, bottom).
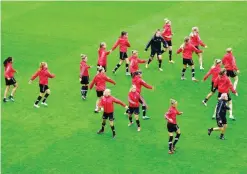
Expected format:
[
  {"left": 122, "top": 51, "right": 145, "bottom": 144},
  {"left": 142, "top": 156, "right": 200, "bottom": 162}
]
[
  {"left": 3, "top": 57, "right": 18, "bottom": 102},
  {"left": 202, "top": 59, "right": 222, "bottom": 106},
  {"left": 111, "top": 31, "right": 131, "bottom": 75},
  {"left": 97, "top": 89, "right": 128, "bottom": 138},
  {"left": 189, "top": 27, "right": 207, "bottom": 70},
  {"left": 222, "top": 48, "right": 240, "bottom": 90},
  {"left": 127, "top": 85, "right": 146, "bottom": 131},
  {"left": 164, "top": 99, "right": 183, "bottom": 154},
  {"left": 129, "top": 50, "right": 146, "bottom": 76},
  {"left": 80, "top": 54, "right": 93, "bottom": 100},
  {"left": 177, "top": 36, "right": 202, "bottom": 81},
  {"left": 162, "top": 18, "right": 174, "bottom": 63},
  {"left": 97, "top": 42, "right": 112, "bottom": 72},
  {"left": 29, "top": 62, "right": 55, "bottom": 108},
  {"left": 89, "top": 66, "right": 116, "bottom": 113}
]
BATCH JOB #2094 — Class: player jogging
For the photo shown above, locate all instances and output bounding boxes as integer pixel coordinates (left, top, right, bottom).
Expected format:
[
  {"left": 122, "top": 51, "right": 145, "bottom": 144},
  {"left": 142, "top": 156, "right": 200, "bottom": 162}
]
[
  {"left": 111, "top": 31, "right": 131, "bottom": 75},
  {"left": 80, "top": 54, "right": 92, "bottom": 100},
  {"left": 222, "top": 48, "right": 240, "bottom": 90},
  {"left": 208, "top": 93, "right": 230, "bottom": 140},
  {"left": 202, "top": 59, "right": 222, "bottom": 106},
  {"left": 29, "top": 62, "right": 55, "bottom": 108},
  {"left": 189, "top": 27, "right": 207, "bottom": 70},
  {"left": 97, "top": 89, "right": 128, "bottom": 138},
  {"left": 165, "top": 99, "right": 183, "bottom": 154},
  {"left": 3, "top": 57, "right": 18, "bottom": 102},
  {"left": 162, "top": 18, "right": 174, "bottom": 63},
  {"left": 129, "top": 50, "right": 146, "bottom": 76},
  {"left": 89, "top": 67, "right": 116, "bottom": 113},
  {"left": 177, "top": 36, "right": 202, "bottom": 82},
  {"left": 145, "top": 29, "right": 168, "bottom": 71},
  {"left": 97, "top": 42, "right": 112, "bottom": 72}
]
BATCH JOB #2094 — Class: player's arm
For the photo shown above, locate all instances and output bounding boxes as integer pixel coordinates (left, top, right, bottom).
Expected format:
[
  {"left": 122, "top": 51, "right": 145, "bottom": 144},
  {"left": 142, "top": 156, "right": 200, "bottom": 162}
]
[
  {"left": 213, "top": 78, "right": 219, "bottom": 88},
  {"left": 46, "top": 71, "right": 55, "bottom": 78},
  {"left": 113, "top": 97, "right": 128, "bottom": 108},
  {"left": 139, "top": 95, "right": 147, "bottom": 106},
  {"left": 5, "top": 66, "right": 12, "bottom": 79},
  {"left": 30, "top": 70, "right": 40, "bottom": 81},
  {"left": 145, "top": 37, "right": 153, "bottom": 51},
  {"left": 126, "top": 40, "right": 131, "bottom": 47},
  {"left": 140, "top": 80, "right": 153, "bottom": 90},
  {"left": 193, "top": 45, "right": 203, "bottom": 54},
  {"left": 111, "top": 39, "right": 120, "bottom": 51},
  {"left": 165, "top": 112, "right": 173, "bottom": 123},
  {"left": 228, "top": 79, "right": 237, "bottom": 94},
  {"left": 105, "top": 76, "right": 116, "bottom": 85},
  {"left": 80, "top": 67, "right": 85, "bottom": 78},
  {"left": 203, "top": 69, "right": 212, "bottom": 81},
  {"left": 176, "top": 47, "right": 183, "bottom": 54},
  {"left": 137, "top": 58, "right": 147, "bottom": 64},
  {"left": 89, "top": 77, "right": 96, "bottom": 89},
  {"left": 198, "top": 35, "right": 206, "bottom": 47},
  {"left": 161, "top": 37, "right": 168, "bottom": 48}
]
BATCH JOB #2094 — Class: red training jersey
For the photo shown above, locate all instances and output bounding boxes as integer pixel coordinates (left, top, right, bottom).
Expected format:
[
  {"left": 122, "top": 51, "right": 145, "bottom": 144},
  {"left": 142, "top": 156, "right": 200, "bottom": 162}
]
[
  {"left": 162, "top": 23, "right": 172, "bottom": 41},
  {"left": 128, "top": 91, "right": 145, "bottom": 107},
  {"left": 132, "top": 75, "right": 152, "bottom": 94},
  {"left": 222, "top": 52, "right": 238, "bottom": 71},
  {"left": 97, "top": 48, "right": 110, "bottom": 66},
  {"left": 165, "top": 106, "right": 182, "bottom": 124},
  {"left": 177, "top": 43, "right": 202, "bottom": 59},
  {"left": 4, "top": 62, "right": 16, "bottom": 78},
  {"left": 30, "top": 68, "right": 55, "bottom": 85},
  {"left": 80, "top": 60, "right": 90, "bottom": 77},
  {"left": 214, "top": 74, "right": 236, "bottom": 94},
  {"left": 203, "top": 64, "right": 221, "bottom": 82},
  {"left": 89, "top": 72, "right": 116, "bottom": 91},
  {"left": 99, "top": 95, "right": 126, "bottom": 113},
  {"left": 111, "top": 36, "right": 131, "bottom": 53},
  {"left": 129, "top": 55, "right": 146, "bottom": 73},
  {"left": 189, "top": 32, "right": 206, "bottom": 47}
]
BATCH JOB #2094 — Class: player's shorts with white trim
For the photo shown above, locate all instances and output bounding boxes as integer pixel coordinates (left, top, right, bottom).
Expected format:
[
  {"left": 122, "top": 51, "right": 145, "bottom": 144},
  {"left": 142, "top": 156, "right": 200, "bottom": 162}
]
[
  {"left": 39, "top": 84, "right": 49, "bottom": 93},
  {"left": 96, "top": 90, "right": 104, "bottom": 98},
  {"left": 102, "top": 112, "right": 114, "bottom": 121},
  {"left": 167, "top": 123, "right": 179, "bottom": 133},
  {"left": 5, "top": 77, "right": 17, "bottom": 86},
  {"left": 120, "top": 52, "right": 128, "bottom": 60},
  {"left": 150, "top": 49, "right": 163, "bottom": 57},
  {"left": 183, "top": 58, "right": 194, "bottom": 66},
  {"left": 211, "top": 82, "right": 217, "bottom": 92},
  {"left": 128, "top": 107, "right": 140, "bottom": 115},
  {"left": 218, "top": 92, "right": 231, "bottom": 101},
  {"left": 216, "top": 117, "right": 227, "bottom": 127},
  {"left": 97, "top": 64, "right": 107, "bottom": 72},
  {"left": 166, "top": 40, "right": 172, "bottom": 46},
  {"left": 80, "top": 76, "right": 89, "bottom": 85},
  {"left": 226, "top": 70, "right": 237, "bottom": 78}
]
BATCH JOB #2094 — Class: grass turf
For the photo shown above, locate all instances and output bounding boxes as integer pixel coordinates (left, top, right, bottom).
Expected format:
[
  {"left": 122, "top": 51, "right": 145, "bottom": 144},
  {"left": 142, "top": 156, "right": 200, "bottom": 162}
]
[{"left": 1, "top": 2, "right": 247, "bottom": 174}]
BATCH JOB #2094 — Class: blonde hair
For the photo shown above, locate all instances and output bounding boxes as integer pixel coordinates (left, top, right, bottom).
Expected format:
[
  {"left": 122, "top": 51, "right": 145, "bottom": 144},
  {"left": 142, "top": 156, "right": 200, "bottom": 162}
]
[
  {"left": 212, "top": 59, "right": 221, "bottom": 68},
  {"left": 39, "top": 62, "right": 47, "bottom": 70},
  {"left": 132, "top": 50, "right": 138, "bottom": 54},
  {"left": 100, "top": 42, "right": 106, "bottom": 48},
  {"left": 170, "top": 99, "right": 177, "bottom": 105},
  {"left": 129, "top": 85, "right": 136, "bottom": 92},
  {"left": 81, "top": 54, "right": 87, "bottom": 59},
  {"left": 164, "top": 18, "right": 170, "bottom": 24},
  {"left": 226, "top": 48, "right": 232, "bottom": 52},
  {"left": 103, "top": 89, "right": 111, "bottom": 96}
]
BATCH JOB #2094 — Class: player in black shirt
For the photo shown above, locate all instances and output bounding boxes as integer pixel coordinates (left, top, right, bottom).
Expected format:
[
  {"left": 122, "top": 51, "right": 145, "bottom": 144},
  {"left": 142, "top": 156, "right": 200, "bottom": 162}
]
[
  {"left": 145, "top": 29, "right": 168, "bottom": 71},
  {"left": 208, "top": 93, "right": 230, "bottom": 140}
]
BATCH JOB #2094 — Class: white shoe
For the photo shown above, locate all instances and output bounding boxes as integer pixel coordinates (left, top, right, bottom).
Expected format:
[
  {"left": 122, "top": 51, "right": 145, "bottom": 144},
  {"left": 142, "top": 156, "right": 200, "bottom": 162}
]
[
  {"left": 126, "top": 72, "right": 131, "bottom": 76},
  {"left": 229, "top": 116, "right": 236, "bottom": 120},
  {"left": 169, "top": 60, "right": 175, "bottom": 64},
  {"left": 181, "top": 77, "right": 186, "bottom": 80},
  {"left": 137, "top": 127, "right": 141, "bottom": 132},
  {"left": 128, "top": 122, "right": 133, "bottom": 127},
  {"left": 202, "top": 100, "right": 207, "bottom": 106},
  {"left": 41, "top": 102, "right": 48, "bottom": 106},
  {"left": 200, "top": 66, "right": 204, "bottom": 70},
  {"left": 34, "top": 104, "right": 40, "bottom": 108},
  {"left": 142, "top": 116, "right": 150, "bottom": 120},
  {"left": 192, "top": 77, "right": 199, "bottom": 82},
  {"left": 145, "top": 64, "right": 148, "bottom": 68},
  {"left": 159, "top": 68, "right": 163, "bottom": 72}
]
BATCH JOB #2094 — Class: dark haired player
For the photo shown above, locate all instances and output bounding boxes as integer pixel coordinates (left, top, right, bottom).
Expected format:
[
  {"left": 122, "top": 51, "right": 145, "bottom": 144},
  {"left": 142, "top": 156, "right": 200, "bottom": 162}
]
[
  {"left": 145, "top": 29, "right": 168, "bottom": 71},
  {"left": 97, "top": 42, "right": 111, "bottom": 72},
  {"left": 111, "top": 31, "right": 131, "bottom": 75},
  {"left": 80, "top": 54, "right": 92, "bottom": 100}
]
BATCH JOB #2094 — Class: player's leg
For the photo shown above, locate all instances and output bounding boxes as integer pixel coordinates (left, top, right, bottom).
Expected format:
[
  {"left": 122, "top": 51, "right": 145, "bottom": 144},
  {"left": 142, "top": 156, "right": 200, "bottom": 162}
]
[
  {"left": 173, "top": 128, "right": 181, "bottom": 151},
  {"left": 128, "top": 108, "right": 134, "bottom": 126},
  {"left": 219, "top": 124, "right": 227, "bottom": 140},
  {"left": 228, "top": 99, "right": 235, "bottom": 120},
  {"left": 9, "top": 80, "right": 18, "bottom": 101},
  {"left": 168, "top": 41, "right": 174, "bottom": 63},
  {"left": 34, "top": 93, "right": 45, "bottom": 108},
  {"left": 233, "top": 75, "right": 238, "bottom": 90},
  {"left": 125, "top": 58, "right": 130, "bottom": 75},
  {"left": 158, "top": 54, "right": 163, "bottom": 71},
  {"left": 41, "top": 88, "right": 50, "bottom": 106},
  {"left": 198, "top": 52, "right": 204, "bottom": 70},
  {"left": 139, "top": 98, "right": 149, "bottom": 120},
  {"left": 190, "top": 62, "right": 197, "bottom": 81},
  {"left": 168, "top": 131, "right": 174, "bottom": 154},
  {"left": 109, "top": 116, "right": 116, "bottom": 138},
  {"left": 113, "top": 52, "right": 124, "bottom": 73},
  {"left": 3, "top": 85, "right": 10, "bottom": 102},
  {"left": 134, "top": 109, "right": 141, "bottom": 131},
  {"left": 146, "top": 51, "right": 155, "bottom": 68},
  {"left": 97, "top": 118, "right": 106, "bottom": 134},
  {"left": 181, "top": 62, "right": 187, "bottom": 80}
]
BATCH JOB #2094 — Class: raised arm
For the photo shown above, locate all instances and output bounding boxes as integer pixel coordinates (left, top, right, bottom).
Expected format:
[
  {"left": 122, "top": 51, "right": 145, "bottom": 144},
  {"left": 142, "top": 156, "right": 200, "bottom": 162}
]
[
  {"left": 140, "top": 79, "right": 153, "bottom": 90},
  {"left": 203, "top": 69, "right": 212, "bottom": 81},
  {"left": 113, "top": 97, "right": 127, "bottom": 107},
  {"left": 105, "top": 76, "right": 116, "bottom": 85},
  {"left": 30, "top": 70, "right": 40, "bottom": 81},
  {"left": 111, "top": 39, "right": 120, "bottom": 51}
]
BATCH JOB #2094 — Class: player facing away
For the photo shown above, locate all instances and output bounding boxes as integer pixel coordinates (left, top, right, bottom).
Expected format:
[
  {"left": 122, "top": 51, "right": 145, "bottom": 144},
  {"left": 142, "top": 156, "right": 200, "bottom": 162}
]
[
  {"left": 111, "top": 31, "right": 131, "bottom": 75},
  {"left": 89, "top": 66, "right": 116, "bottom": 113},
  {"left": 222, "top": 48, "right": 240, "bottom": 90},
  {"left": 97, "top": 42, "right": 112, "bottom": 72},
  {"left": 213, "top": 68, "right": 238, "bottom": 120},
  {"left": 202, "top": 59, "right": 222, "bottom": 106},
  {"left": 165, "top": 99, "right": 183, "bottom": 154},
  {"left": 29, "top": 62, "right": 55, "bottom": 108},
  {"left": 3, "top": 57, "right": 18, "bottom": 102},
  {"left": 97, "top": 89, "right": 128, "bottom": 138},
  {"left": 162, "top": 18, "right": 175, "bottom": 63},
  {"left": 128, "top": 85, "right": 145, "bottom": 132},
  {"left": 189, "top": 27, "right": 207, "bottom": 70},
  {"left": 79, "top": 54, "right": 92, "bottom": 100},
  {"left": 177, "top": 36, "right": 202, "bottom": 82},
  {"left": 129, "top": 50, "right": 146, "bottom": 76},
  {"left": 145, "top": 29, "right": 168, "bottom": 71},
  {"left": 208, "top": 93, "right": 230, "bottom": 140}
]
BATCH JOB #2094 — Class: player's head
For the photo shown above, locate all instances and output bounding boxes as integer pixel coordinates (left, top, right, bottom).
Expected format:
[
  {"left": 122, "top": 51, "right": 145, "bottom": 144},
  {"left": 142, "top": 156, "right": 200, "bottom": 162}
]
[
  {"left": 184, "top": 36, "right": 190, "bottom": 43},
  {"left": 133, "top": 70, "right": 142, "bottom": 77},
  {"left": 40, "top": 62, "right": 48, "bottom": 69},
  {"left": 100, "top": 42, "right": 106, "bottom": 48},
  {"left": 98, "top": 66, "right": 105, "bottom": 73},
  {"left": 130, "top": 85, "right": 137, "bottom": 92},
  {"left": 164, "top": 18, "right": 171, "bottom": 25},
  {"left": 121, "top": 31, "right": 128, "bottom": 37},
  {"left": 214, "top": 59, "right": 222, "bottom": 66},
  {"left": 81, "top": 54, "right": 87, "bottom": 61},
  {"left": 3, "top": 57, "right": 13, "bottom": 67},
  {"left": 226, "top": 48, "right": 232, "bottom": 53},
  {"left": 104, "top": 89, "right": 111, "bottom": 97},
  {"left": 170, "top": 99, "right": 178, "bottom": 107},
  {"left": 220, "top": 93, "right": 228, "bottom": 101},
  {"left": 155, "top": 29, "right": 161, "bottom": 37},
  {"left": 132, "top": 50, "right": 138, "bottom": 56},
  {"left": 219, "top": 68, "right": 226, "bottom": 76},
  {"left": 192, "top": 26, "right": 199, "bottom": 32}
]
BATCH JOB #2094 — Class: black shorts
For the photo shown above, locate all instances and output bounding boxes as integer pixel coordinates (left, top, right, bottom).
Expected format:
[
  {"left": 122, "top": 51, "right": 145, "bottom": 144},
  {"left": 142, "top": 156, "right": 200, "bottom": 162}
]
[
  {"left": 166, "top": 40, "right": 172, "bottom": 46},
  {"left": 167, "top": 123, "right": 179, "bottom": 133},
  {"left": 150, "top": 49, "right": 163, "bottom": 57},
  {"left": 128, "top": 107, "right": 140, "bottom": 115},
  {"left": 120, "top": 52, "right": 128, "bottom": 60},
  {"left": 183, "top": 58, "right": 194, "bottom": 66},
  {"left": 96, "top": 90, "right": 104, "bottom": 98},
  {"left": 211, "top": 82, "right": 217, "bottom": 93},
  {"left": 226, "top": 70, "right": 237, "bottom": 78},
  {"left": 5, "top": 77, "right": 17, "bottom": 86},
  {"left": 218, "top": 92, "right": 231, "bottom": 101},
  {"left": 97, "top": 64, "right": 107, "bottom": 72},
  {"left": 39, "top": 84, "right": 49, "bottom": 93},
  {"left": 102, "top": 112, "right": 114, "bottom": 121},
  {"left": 80, "top": 76, "right": 89, "bottom": 85},
  {"left": 216, "top": 117, "right": 227, "bottom": 127}
]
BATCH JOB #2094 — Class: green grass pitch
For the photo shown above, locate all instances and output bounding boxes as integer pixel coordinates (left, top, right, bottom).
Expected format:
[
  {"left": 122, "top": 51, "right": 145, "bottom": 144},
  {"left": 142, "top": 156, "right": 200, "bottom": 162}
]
[{"left": 1, "top": 1, "right": 247, "bottom": 174}]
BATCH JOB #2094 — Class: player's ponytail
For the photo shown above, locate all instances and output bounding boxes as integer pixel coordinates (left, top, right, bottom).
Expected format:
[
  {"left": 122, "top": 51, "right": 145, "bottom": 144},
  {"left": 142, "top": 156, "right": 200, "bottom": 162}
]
[{"left": 3, "top": 57, "right": 12, "bottom": 67}]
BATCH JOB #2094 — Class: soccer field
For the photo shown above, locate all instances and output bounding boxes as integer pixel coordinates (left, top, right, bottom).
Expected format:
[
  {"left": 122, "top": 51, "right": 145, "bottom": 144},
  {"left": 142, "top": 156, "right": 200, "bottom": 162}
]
[{"left": 1, "top": 1, "right": 247, "bottom": 174}]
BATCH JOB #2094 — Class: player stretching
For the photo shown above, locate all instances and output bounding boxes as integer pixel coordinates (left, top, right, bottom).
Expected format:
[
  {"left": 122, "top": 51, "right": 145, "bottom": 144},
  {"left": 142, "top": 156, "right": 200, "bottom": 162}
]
[
  {"left": 80, "top": 54, "right": 92, "bottom": 100},
  {"left": 128, "top": 85, "right": 145, "bottom": 131},
  {"left": 213, "top": 69, "right": 237, "bottom": 120},
  {"left": 129, "top": 50, "right": 146, "bottom": 76},
  {"left": 162, "top": 18, "right": 174, "bottom": 63},
  {"left": 29, "top": 62, "right": 55, "bottom": 108},
  {"left": 89, "top": 67, "right": 116, "bottom": 113},
  {"left": 208, "top": 93, "right": 230, "bottom": 140},
  {"left": 189, "top": 27, "right": 207, "bottom": 70},
  {"left": 177, "top": 36, "right": 202, "bottom": 81},
  {"left": 145, "top": 29, "right": 168, "bottom": 71},
  {"left": 3, "top": 57, "right": 18, "bottom": 102},
  {"left": 222, "top": 48, "right": 240, "bottom": 90},
  {"left": 97, "top": 42, "right": 112, "bottom": 72},
  {"left": 202, "top": 59, "right": 222, "bottom": 106},
  {"left": 165, "top": 99, "right": 183, "bottom": 154},
  {"left": 111, "top": 31, "right": 131, "bottom": 75},
  {"left": 97, "top": 89, "right": 128, "bottom": 138}
]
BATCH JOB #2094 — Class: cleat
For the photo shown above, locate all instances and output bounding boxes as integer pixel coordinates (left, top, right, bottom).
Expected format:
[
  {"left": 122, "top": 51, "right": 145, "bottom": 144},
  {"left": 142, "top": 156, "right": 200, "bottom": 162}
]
[
  {"left": 169, "top": 60, "right": 175, "bottom": 64},
  {"left": 219, "top": 136, "right": 225, "bottom": 140},
  {"left": 128, "top": 122, "right": 133, "bottom": 127},
  {"left": 126, "top": 72, "right": 131, "bottom": 76},
  {"left": 212, "top": 116, "right": 216, "bottom": 120},
  {"left": 200, "top": 66, "right": 204, "bottom": 70},
  {"left": 41, "top": 102, "right": 48, "bottom": 106},
  {"left": 159, "top": 68, "right": 163, "bottom": 72},
  {"left": 112, "top": 70, "right": 116, "bottom": 74},
  {"left": 3, "top": 98, "right": 9, "bottom": 103},
  {"left": 168, "top": 150, "right": 174, "bottom": 154},
  {"left": 208, "top": 128, "right": 212, "bottom": 136},
  {"left": 34, "top": 104, "right": 40, "bottom": 108},
  {"left": 181, "top": 77, "right": 186, "bottom": 80},
  {"left": 192, "top": 77, "right": 199, "bottom": 82},
  {"left": 229, "top": 116, "right": 236, "bottom": 121},
  {"left": 94, "top": 109, "right": 99, "bottom": 113},
  {"left": 9, "top": 96, "right": 14, "bottom": 102},
  {"left": 145, "top": 64, "right": 148, "bottom": 69},
  {"left": 97, "top": 129, "right": 104, "bottom": 134},
  {"left": 142, "top": 116, "right": 150, "bottom": 120},
  {"left": 82, "top": 96, "right": 86, "bottom": 100},
  {"left": 124, "top": 112, "right": 128, "bottom": 115},
  {"left": 137, "top": 127, "right": 141, "bottom": 132},
  {"left": 113, "top": 133, "right": 116, "bottom": 138},
  {"left": 202, "top": 100, "right": 207, "bottom": 106},
  {"left": 172, "top": 146, "right": 176, "bottom": 152}
]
